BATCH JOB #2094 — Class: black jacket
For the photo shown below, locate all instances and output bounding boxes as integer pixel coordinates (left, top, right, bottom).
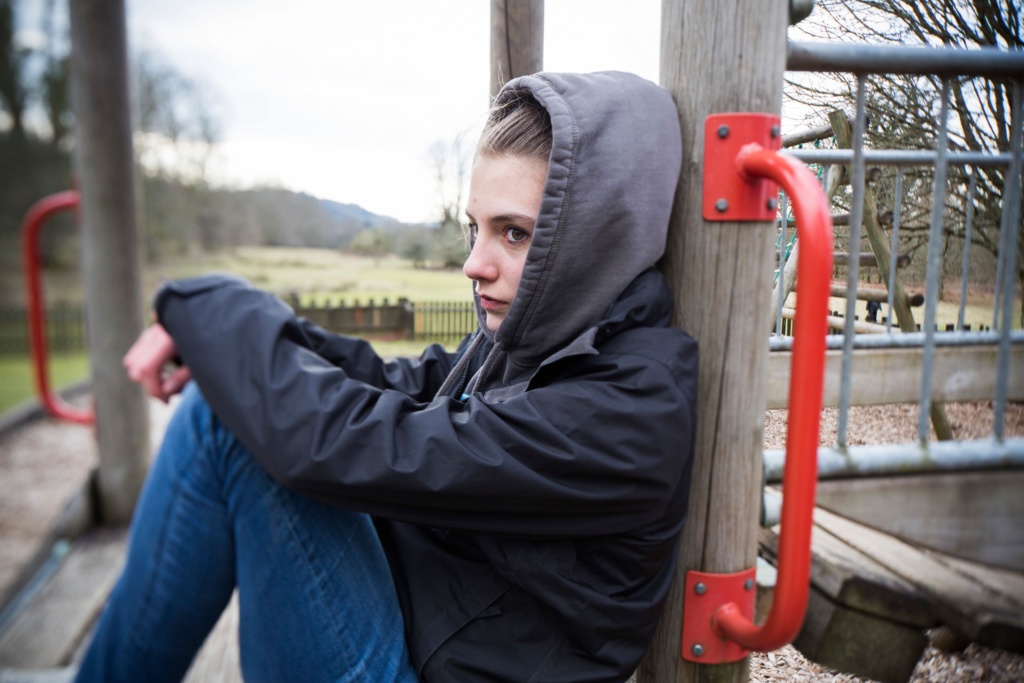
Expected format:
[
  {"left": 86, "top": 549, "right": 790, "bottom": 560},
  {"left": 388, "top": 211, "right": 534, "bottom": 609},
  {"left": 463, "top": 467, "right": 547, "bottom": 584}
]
[
  {"left": 157, "top": 268, "right": 695, "bottom": 682},
  {"left": 156, "top": 72, "right": 696, "bottom": 682}
]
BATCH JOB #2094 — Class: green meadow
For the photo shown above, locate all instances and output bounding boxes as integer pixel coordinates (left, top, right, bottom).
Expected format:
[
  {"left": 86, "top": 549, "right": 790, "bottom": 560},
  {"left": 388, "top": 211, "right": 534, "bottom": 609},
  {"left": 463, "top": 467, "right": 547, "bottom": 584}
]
[{"left": 144, "top": 247, "right": 474, "bottom": 306}]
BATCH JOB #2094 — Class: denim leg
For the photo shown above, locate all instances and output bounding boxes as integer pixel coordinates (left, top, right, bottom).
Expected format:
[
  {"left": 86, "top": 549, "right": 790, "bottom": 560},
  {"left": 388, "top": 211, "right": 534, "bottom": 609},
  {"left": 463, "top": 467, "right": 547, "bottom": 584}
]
[{"left": 75, "top": 383, "right": 418, "bottom": 683}]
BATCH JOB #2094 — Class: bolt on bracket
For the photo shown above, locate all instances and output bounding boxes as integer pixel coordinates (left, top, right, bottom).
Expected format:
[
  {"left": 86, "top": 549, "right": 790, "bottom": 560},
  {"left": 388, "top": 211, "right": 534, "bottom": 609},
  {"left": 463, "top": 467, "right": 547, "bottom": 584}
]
[
  {"left": 681, "top": 567, "right": 757, "bottom": 663},
  {"left": 702, "top": 113, "right": 783, "bottom": 223}
]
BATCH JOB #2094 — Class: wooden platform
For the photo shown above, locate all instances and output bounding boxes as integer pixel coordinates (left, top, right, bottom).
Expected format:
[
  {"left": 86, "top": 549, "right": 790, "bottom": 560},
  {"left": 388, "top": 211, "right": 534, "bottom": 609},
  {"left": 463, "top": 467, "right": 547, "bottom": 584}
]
[
  {"left": 760, "top": 499, "right": 1024, "bottom": 683},
  {"left": 0, "top": 529, "right": 241, "bottom": 682}
]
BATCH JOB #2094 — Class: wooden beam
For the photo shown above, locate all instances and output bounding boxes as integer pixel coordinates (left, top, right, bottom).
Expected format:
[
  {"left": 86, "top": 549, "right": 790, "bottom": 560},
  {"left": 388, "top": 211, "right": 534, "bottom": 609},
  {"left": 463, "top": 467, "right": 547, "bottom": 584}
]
[
  {"left": 793, "top": 585, "right": 928, "bottom": 683},
  {"left": 68, "top": 0, "right": 149, "bottom": 524},
  {"left": 828, "top": 284, "right": 924, "bottom": 306},
  {"left": 811, "top": 506, "right": 1024, "bottom": 652},
  {"left": 767, "top": 344, "right": 1024, "bottom": 408},
  {"left": 781, "top": 306, "right": 889, "bottom": 335},
  {"left": 640, "top": 1, "right": 789, "bottom": 680},
  {"left": 489, "top": 0, "right": 543, "bottom": 100},
  {"left": 0, "top": 529, "right": 126, "bottom": 668},
  {"left": 831, "top": 252, "right": 911, "bottom": 268},
  {"left": 782, "top": 112, "right": 852, "bottom": 148},
  {"left": 816, "top": 471, "right": 1024, "bottom": 572}
]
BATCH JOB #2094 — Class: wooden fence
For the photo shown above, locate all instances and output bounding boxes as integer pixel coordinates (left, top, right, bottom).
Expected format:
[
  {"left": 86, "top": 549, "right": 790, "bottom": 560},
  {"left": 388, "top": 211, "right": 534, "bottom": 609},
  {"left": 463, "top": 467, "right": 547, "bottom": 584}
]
[
  {"left": 0, "top": 303, "right": 88, "bottom": 355},
  {"left": 0, "top": 298, "right": 479, "bottom": 354}
]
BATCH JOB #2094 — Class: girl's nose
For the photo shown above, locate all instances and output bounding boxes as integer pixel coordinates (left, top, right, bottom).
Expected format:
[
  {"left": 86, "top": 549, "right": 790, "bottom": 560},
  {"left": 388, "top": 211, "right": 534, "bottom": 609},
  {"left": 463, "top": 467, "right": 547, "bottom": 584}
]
[{"left": 463, "top": 235, "right": 498, "bottom": 282}]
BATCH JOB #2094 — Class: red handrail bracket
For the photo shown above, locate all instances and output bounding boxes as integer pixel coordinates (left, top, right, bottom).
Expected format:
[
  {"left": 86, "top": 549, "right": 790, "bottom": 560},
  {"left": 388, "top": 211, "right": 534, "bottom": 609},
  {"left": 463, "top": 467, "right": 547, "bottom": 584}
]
[
  {"left": 21, "top": 190, "right": 94, "bottom": 425},
  {"left": 702, "top": 113, "right": 782, "bottom": 222},
  {"left": 680, "top": 568, "right": 756, "bottom": 663},
  {"left": 681, "top": 113, "right": 834, "bottom": 658}
]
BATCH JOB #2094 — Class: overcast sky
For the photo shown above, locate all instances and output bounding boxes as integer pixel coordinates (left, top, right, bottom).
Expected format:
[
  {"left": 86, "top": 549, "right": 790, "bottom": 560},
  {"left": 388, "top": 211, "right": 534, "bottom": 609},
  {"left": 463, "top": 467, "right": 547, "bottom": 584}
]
[{"left": 118, "top": 1, "right": 661, "bottom": 223}]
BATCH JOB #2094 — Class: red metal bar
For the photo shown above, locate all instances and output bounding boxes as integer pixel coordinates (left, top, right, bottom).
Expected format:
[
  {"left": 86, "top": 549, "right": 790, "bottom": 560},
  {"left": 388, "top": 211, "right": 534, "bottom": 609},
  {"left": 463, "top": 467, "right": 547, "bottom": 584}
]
[
  {"left": 21, "top": 191, "right": 94, "bottom": 425},
  {"left": 711, "top": 146, "right": 833, "bottom": 651}
]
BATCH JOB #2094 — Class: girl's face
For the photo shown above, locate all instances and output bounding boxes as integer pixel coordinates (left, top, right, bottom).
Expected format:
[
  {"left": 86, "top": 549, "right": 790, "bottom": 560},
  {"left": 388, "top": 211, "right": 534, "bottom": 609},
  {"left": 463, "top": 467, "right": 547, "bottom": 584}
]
[{"left": 464, "top": 154, "right": 547, "bottom": 332}]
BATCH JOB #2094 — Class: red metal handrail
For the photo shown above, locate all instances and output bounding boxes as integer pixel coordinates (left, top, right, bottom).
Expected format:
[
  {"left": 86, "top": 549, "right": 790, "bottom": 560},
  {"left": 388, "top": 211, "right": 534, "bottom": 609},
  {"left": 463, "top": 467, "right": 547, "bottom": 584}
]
[
  {"left": 21, "top": 191, "right": 94, "bottom": 425},
  {"left": 711, "top": 146, "right": 833, "bottom": 651}
]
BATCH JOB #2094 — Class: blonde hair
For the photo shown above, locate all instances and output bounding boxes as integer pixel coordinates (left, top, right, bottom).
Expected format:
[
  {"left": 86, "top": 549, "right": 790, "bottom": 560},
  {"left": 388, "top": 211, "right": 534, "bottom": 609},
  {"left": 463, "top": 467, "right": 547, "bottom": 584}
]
[{"left": 477, "top": 91, "right": 552, "bottom": 162}]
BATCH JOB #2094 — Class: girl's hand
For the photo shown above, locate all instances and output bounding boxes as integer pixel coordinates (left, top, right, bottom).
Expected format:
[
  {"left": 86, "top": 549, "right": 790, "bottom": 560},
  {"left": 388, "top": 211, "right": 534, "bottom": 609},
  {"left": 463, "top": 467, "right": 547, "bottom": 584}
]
[{"left": 123, "top": 323, "right": 192, "bottom": 403}]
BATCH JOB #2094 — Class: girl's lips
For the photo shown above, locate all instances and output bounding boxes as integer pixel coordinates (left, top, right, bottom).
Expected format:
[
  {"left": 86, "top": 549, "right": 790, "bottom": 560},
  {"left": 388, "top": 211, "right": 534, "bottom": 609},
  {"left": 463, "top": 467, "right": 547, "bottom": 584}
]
[{"left": 478, "top": 294, "right": 508, "bottom": 311}]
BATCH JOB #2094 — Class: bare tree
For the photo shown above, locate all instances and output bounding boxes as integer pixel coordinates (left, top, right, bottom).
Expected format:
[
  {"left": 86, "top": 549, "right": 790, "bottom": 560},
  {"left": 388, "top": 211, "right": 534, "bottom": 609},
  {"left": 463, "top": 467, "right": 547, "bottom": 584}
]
[
  {"left": 787, "top": 0, "right": 1022, "bottom": 305},
  {"left": 427, "top": 136, "right": 473, "bottom": 268},
  {"left": 132, "top": 50, "right": 223, "bottom": 184},
  {"left": 0, "top": 0, "right": 28, "bottom": 145}
]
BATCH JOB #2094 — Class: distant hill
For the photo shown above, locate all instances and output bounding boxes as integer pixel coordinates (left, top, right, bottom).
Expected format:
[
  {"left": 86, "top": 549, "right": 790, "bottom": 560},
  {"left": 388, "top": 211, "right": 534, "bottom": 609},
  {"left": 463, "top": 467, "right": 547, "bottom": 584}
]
[{"left": 320, "top": 199, "right": 403, "bottom": 230}]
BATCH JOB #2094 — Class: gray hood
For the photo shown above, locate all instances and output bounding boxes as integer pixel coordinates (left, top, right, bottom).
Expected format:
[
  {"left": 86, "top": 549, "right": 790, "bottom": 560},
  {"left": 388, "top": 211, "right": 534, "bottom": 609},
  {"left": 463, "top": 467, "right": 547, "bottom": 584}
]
[{"left": 469, "top": 71, "right": 682, "bottom": 386}]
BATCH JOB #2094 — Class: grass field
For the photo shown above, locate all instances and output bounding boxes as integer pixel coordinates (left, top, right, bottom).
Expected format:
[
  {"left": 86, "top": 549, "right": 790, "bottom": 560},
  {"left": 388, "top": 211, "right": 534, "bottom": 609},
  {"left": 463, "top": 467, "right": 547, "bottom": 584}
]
[
  {"left": 143, "top": 247, "right": 474, "bottom": 305},
  {"left": 0, "top": 352, "right": 91, "bottom": 414}
]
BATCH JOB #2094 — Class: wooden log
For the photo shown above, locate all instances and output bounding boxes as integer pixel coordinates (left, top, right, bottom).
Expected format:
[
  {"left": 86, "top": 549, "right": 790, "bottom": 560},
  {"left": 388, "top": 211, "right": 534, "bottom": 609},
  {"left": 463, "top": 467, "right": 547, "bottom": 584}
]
[
  {"left": 759, "top": 500, "right": 936, "bottom": 628},
  {"left": 762, "top": 498, "right": 1024, "bottom": 679},
  {"left": 830, "top": 252, "right": 911, "bottom": 268},
  {"left": 780, "top": 306, "right": 888, "bottom": 335},
  {"left": 828, "top": 284, "right": 924, "bottom": 306},
  {"left": 811, "top": 506, "right": 1024, "bottom": 653},
  {"left": 69, "top": 0, "right": 149, "bottom": 524},
  {"left": 640, "top": 1, "right": 788, "bottom": 681},
  {"left": 816, "top": 470, "right": 1024, "bottom": 572},
  {"left": 787, "top": 212, "right": 912, "bottom": 228},
  {"left": 759, "top": 501, "right": 933, "bottom": 683},
  {"left": 766, "top": 343, "right": 1024, "bottom": 408},
  {"left": 489, "top": 0, "right": 543, "bottom": 100},
  {"left": 793, "top": 585, "right": 928, "bottom": 683},
  {"left": 782, "top": 112, "right": 853, "bottom": 148}
]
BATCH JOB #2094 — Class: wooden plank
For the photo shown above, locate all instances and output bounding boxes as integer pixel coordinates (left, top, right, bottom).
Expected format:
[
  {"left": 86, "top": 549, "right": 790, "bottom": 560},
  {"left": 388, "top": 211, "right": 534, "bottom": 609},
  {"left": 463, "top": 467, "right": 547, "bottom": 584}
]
[
  {"left": 0, "top": 477, "right": 93, "bottom": 618},
  {"left": 0, "top": 529, "right": 126, "bottom": 668},
  {"left": 0, "top": 530, "right": 243, "bottom": 680},
  {"left": 829, "top": 284, "right": 924, "bottom": 306},
  {"left": 817, "top": 470, "right": 1024, "bottom": 571},
  {"left": 812, "top": 506, "right": 1024, "bottom": 652},
  {"left": 767, "top": 344, "right": 1024, "bottom": 408},
  {"left": 794, "top": 583, "right": 928, "bottom": 683},
  {"left": 759, "top": 501, "right": 936, "bottom": 628}
]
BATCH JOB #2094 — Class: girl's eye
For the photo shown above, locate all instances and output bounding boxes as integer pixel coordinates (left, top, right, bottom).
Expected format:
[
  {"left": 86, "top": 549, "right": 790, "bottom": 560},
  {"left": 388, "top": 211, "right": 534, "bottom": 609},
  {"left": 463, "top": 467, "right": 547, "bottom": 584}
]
[
  {"left": 467, "top": 223, "right": 478, "bottom": 241},
  {"left": 505, "top": 227, "right": 530, "bottom": 244}
]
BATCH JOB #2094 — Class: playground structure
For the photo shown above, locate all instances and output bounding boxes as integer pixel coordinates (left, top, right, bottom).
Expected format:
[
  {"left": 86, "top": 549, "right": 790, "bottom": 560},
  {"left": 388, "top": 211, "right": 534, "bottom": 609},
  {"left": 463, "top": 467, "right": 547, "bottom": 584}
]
[{"left": 1, "top": 1, "right": 1023, "bottom": 682}]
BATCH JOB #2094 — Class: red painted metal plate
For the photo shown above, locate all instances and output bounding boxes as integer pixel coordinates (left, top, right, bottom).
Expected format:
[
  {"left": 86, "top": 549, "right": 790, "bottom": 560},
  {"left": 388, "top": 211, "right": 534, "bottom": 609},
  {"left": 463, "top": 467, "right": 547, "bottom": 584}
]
[
  {"left": 681, "top": 567, "right": 757, "bottom": 663},
  {"left": 702, "top": 113, "right": 782, "bottom": 222}
]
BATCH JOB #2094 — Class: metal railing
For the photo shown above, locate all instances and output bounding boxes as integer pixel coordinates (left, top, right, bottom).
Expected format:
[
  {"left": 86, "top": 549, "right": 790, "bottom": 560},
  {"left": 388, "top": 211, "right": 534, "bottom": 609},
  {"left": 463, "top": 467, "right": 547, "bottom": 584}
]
[{"left": 766, "top": 41, "right": 1024, "bottom": 476}]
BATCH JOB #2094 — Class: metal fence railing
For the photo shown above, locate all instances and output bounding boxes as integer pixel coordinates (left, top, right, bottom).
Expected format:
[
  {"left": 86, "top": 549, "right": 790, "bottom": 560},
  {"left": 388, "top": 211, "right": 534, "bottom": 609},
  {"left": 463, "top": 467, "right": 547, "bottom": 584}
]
[{"left": 765, "top": 41, "right": 1024, "bottom": 476}]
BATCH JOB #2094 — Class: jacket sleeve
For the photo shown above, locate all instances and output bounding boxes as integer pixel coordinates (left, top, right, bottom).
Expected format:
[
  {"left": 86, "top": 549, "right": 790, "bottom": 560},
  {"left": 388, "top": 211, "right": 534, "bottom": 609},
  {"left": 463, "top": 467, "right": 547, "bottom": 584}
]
[
  {"left": 157, "top": 274, "right": 696, "bottom": 538},
  {"left": 156, "top": 274, "right": 455, "bottom": 401}
]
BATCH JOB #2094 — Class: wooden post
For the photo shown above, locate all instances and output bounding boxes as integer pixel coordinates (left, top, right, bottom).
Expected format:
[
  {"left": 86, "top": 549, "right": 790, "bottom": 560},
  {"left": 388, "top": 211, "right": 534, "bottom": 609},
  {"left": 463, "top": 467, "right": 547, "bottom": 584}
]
[
  {"left": 69, "top": 0, "right": 150, "bottom": 525},
  {"left": 638, "top": 1, "right": 789, "bottom": 681},
  {"left": 489, "top": 0, "right": 543, "bottom": 100}
]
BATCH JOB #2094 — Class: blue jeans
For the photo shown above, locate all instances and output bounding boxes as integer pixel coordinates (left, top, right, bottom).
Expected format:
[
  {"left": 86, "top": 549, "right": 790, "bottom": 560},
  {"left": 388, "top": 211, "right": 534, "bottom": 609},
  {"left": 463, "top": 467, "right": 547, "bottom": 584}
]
[{"left": 75, "top": 383, "right": 419, "bottom": 683}]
